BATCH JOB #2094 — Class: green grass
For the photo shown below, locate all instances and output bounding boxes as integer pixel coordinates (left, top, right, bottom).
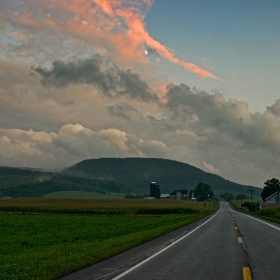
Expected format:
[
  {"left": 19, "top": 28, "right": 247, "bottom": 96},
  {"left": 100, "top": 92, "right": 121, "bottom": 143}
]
[
  {"left": 0, "top": 198, "right": 219, "bottom": 280},
  {"left": 42, "top": 191, "right": 123, "bottom": 199},
  {"left": 230, "top": 200, "right": 280, "bottom": 224},
  {"left": 252, "top": 206, "right": 280, "bottom": 224}
]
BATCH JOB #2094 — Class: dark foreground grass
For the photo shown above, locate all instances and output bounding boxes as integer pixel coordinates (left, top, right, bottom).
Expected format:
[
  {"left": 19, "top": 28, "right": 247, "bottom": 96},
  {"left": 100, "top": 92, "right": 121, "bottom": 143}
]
[
  {"left": 1, "top": 213, "right": 208, "bottom": 280},
  {"left": 0, "top": 199, "right": 219, "bottom": 280}
]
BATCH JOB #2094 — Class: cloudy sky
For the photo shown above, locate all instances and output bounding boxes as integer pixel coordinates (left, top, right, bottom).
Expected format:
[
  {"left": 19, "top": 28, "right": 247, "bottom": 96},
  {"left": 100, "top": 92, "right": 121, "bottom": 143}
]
[{"left": 1, "top": 0, "right": 280, "bottom": 187}]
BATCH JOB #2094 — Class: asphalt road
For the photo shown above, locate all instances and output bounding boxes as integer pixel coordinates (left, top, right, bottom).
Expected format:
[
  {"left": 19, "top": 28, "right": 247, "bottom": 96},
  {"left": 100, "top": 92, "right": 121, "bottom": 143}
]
[{"left": 60, "top": 202, "right": 280, "bottom": 280}]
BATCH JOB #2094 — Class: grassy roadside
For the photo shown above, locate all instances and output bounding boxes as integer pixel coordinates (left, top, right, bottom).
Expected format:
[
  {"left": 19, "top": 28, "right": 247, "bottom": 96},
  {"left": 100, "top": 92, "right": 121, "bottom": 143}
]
[
  {"left": 229, "top": 200, "right": 280, "bottom": 224},
  {"left": 0, "top": 198, "right": 219, "bottom": 280},
  {"left": 252, "top": 207, "right": 280, "bottom": 224}
]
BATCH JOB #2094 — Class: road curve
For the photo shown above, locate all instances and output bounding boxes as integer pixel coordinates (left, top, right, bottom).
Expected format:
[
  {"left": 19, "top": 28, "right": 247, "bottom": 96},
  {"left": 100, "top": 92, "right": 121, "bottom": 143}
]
[{"left": 60, "top": 202, "right": 280, "bottom": 280}]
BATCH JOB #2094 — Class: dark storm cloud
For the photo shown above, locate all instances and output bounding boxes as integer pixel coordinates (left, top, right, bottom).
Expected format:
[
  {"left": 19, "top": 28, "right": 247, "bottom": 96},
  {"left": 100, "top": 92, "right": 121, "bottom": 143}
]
[
  {"left": 32, "top": 55, "right": 158, "bottom": 102},
  {"left": 166, "top": 83, "right": 244, "bottom": 127},
  {"left": 164, "top": 83, "right": 280, "bottom": 152},
  {"left": 107, "top": 103, "right": 138, "bottom": 120}
]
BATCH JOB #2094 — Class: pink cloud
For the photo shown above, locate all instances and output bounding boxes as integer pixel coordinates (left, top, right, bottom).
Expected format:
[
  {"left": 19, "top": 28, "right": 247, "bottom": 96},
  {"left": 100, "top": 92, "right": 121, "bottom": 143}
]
[
  {"left": 93, "top": 0, "right": 224, "bottom": 81},
  {"left": 3, "top": 0, "right": 223, "bottom": 81},
  {"left": 9, "top": 32, "right": 30, "bottom": 41}
]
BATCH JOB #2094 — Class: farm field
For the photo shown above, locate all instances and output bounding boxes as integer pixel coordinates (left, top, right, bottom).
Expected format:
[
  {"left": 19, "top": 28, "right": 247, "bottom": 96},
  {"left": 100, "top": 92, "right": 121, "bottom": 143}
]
[
  {"left": 0, "top": 197, "right": 212, "bottom": 212},
  {"left": 0, "top": 198, "right": 218, "bottom": 280}
]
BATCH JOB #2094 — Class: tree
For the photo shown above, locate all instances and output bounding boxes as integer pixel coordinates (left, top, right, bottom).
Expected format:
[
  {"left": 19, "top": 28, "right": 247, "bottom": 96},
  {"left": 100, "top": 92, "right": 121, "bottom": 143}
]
[
  {"left": 220, "top": 193, "right": 233, "bottom": 201},
  {"left": 194, "top": 182, "right": 214, "bottom": 201},
  {"left": 261, "top": 178, "right": 280, "bottom": 201},
  {"left": 236, "top": 194, "right": 249, "bottom": 200}
]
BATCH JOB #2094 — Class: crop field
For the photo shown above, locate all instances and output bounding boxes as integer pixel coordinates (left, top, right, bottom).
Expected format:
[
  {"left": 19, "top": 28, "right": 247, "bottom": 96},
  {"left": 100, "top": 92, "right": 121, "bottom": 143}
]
[
  {"left": 0, "top": 197, "right": 211, "bottom": 210},
  {"left": 0, "top": 198, "right": 218, "bottom": 280}
]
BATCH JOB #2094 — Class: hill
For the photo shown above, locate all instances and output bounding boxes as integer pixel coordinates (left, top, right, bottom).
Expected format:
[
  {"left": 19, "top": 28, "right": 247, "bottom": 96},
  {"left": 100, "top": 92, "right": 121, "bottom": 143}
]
[
  {"left": 64, "top": 158, "right": 262, "bottom": 198},
  {"left": 0, "top": 167, "right": 129, "bottom": 198},
  {"left": 0, "top": 158, "right": 262, "bottom": 199},
  {"left": 0, "top": 166, "right": 41, "bottom": 176}
]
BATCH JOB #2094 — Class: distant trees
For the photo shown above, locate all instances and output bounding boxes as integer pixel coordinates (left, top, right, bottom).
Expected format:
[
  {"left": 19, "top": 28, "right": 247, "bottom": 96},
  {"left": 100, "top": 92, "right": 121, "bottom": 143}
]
[
  {"left": 220, "top": 193, "right": 233, "bottom": 201},
  {"left": 194, "top": 182, "right": 214, "bottom": 201},
  {"left": 261, "top": 178, "right": 280, "bottom": 201},
  {"left": 1, "top": 175, "right": 130, "bottom": 198},
  {"left": 236, "top": 194, "right": 249, "bottom": 200},
  {"left": 220, "top": 193, "right": 249, "bottom": 201}
]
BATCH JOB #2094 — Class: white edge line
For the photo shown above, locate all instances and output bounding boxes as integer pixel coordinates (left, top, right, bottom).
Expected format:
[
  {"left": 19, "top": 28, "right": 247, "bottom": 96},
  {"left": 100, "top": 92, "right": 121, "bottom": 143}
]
[
  {"left": 233, "top": 209, "right": 280, "bottom": 231},
  {"left": 112, "top": 209, "right": 221, "bottom": 280}
]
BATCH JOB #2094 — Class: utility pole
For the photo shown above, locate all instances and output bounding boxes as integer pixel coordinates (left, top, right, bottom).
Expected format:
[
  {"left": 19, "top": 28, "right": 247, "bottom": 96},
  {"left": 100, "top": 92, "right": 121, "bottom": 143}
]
[
  {"left": 240, "top": 195, "right": 244, "bottom": 210},
  {"left": 247, "top": 189, "right": 256, "bottom": 202}
]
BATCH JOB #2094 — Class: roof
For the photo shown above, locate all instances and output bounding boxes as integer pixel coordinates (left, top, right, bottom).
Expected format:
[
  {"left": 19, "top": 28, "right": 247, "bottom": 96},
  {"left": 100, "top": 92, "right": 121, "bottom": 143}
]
[
  {"left": 265, "top": 191, "right": 279, "bottom": 201},
  {"left": 170, "top": 190, "right": 188, "bottom": 195},
  {"left": 160, "top": 194, "right": 170, "bottom": 198}
]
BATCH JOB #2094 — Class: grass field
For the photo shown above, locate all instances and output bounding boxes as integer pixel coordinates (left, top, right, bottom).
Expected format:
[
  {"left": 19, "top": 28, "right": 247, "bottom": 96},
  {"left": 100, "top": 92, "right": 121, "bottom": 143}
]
[
  {"left": 230, "top": 200, "right": 280, "bottom": 224},
  {"left": 0, "top": 198, "right": 218, "bottom": 280}
]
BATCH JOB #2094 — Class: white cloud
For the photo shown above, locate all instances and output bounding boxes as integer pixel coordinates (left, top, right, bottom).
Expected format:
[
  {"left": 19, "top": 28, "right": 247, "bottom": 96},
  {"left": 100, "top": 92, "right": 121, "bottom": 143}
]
[{"left": 203, "top": 161, "right": 219, "bottom": 173}]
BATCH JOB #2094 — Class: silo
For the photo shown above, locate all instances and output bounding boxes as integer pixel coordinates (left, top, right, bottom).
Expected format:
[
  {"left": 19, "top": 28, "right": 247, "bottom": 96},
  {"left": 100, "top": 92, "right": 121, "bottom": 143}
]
[
  {"left": 150, "top": 182, "right": 161, "bottom": 199},
  {"left": 155, "top": 183, "right": 161, "bottom": 199},
  {"left": 150, "top": 182, "right": 156, "bottom": 197}
]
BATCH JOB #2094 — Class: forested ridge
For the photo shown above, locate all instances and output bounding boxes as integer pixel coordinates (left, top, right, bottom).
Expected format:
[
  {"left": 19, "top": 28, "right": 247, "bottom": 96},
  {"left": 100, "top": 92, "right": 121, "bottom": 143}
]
[
  {"left": 0, "top": 167, "right": 129, "bottom": 197},
  {"left": 64, "top": 158, "right": 261, "bottom": 197},
  {"left": 0, "top": 158, "right": 261, "bottom": 198}
]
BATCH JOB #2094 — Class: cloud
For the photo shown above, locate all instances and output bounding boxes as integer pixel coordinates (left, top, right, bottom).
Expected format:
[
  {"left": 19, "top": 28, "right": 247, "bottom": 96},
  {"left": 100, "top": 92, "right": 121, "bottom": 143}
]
[
  {"left": 9, "top": 32, "right": 31, "bottom": 41},
  {"left": 203, "top": 161, "right": 219, "bottom": 173},
  {"left": 0, "top": 0, "right": 279, "bottom": 186},
  {"left": 93, "top": 0, "right": 224, "bottom": 81},
  {"left": 164, "top": 83, "right": 280, "bottom": 152},
  {"left": 33, "top": 55, "right": 158, "bottom": 102},
  {"left": 107, "top": 103, "right": 139, "bottom": 120},
  {"left": 1, "top": 0, "right": 223, "bottom": 81},
  {"left": 267, "top": 99, "right": 280, "bottom": 117},
  {"left": 0, "top": 124, "right": 179, "bottom": 169},
  {"left": 2, "top": 60, "right": 280, "bottom": 185},
  {"left": 200, "top": 58, "right": 213, "bottom": 69}
]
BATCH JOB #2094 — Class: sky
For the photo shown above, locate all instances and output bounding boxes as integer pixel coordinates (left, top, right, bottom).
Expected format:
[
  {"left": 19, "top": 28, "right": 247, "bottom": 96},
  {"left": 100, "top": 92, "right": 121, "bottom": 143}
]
[{"left": 1, "top": 0, "right": 280, "bottom": 187}]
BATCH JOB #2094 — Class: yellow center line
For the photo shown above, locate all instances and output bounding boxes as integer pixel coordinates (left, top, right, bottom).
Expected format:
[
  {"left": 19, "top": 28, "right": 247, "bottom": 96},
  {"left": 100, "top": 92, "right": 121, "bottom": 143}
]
[
  {"left": 238, "top": 237, "right": 242, "bottom": 243},
  {"left": 243, "top": 267, "right": 252, "bottom": 280}
]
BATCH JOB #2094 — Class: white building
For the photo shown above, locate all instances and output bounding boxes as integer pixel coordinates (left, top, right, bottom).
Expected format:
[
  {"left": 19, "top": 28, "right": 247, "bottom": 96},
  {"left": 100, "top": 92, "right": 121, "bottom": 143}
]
[{"left": 265, "top": 192, "right": 280, "bottom": 203}]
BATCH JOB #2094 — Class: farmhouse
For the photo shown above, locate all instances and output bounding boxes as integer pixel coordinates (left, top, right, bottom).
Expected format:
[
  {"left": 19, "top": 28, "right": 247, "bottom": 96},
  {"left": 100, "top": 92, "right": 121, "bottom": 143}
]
[
  {"left": 265, "top": 192, "right": 280, "bottom": 203},
  {"left": 170, "top": 190, "right": 189, "bottom": 200}
]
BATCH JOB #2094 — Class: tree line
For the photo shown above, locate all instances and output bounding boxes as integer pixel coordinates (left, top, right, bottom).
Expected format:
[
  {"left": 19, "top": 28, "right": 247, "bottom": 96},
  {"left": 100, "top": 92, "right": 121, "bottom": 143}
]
[{"left": 0, "top": 175, "right": 130, "bottom": 197}]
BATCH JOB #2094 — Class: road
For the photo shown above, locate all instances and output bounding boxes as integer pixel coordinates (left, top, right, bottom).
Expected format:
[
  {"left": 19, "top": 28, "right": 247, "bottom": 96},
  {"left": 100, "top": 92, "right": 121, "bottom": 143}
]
[{"left": 60, "top": 202, "right": 280, "bottom": 280}]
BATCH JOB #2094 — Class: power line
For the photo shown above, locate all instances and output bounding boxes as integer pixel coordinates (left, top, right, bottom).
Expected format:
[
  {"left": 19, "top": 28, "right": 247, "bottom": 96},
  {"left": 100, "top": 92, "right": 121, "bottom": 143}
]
[
  {"left": 256, "top": 152, "right": 280, "bottom": 186},
  {"left": 272, "top": 167, "right": 280, "bottom": 178}
]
